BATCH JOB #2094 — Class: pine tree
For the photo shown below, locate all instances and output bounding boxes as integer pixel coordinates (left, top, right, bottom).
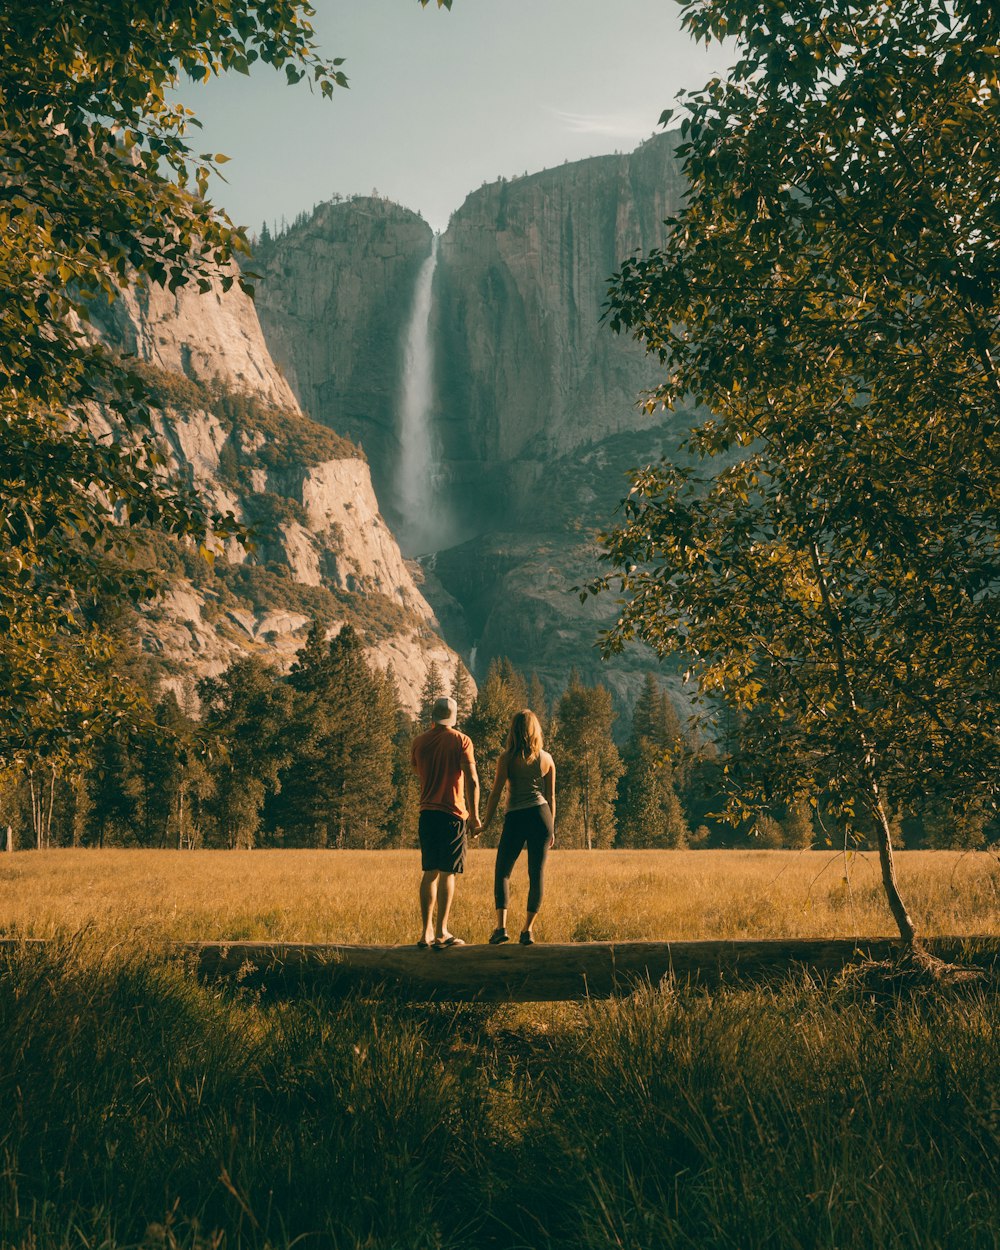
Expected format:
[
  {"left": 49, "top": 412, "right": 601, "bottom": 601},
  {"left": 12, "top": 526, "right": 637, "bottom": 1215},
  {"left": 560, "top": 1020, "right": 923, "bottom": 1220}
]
[
  {"left": 465, "top": 657, "right": 529, "bottom": 845},
  {"left": 465, "top": 657, "right": 525, "bottom": 765},
  {"left": 387, "top": 667, "right": 420, "bottom": 849},
  {"left": 199, "top": 656, "right": 294, "bottom": 849},
  {"left": 618, "top": 675, "right": 689, "bottom": 848},
  {"left": 84, "top": 730, "right": 143, "bottom": 848},
  {"left": 452, "top": 663, "right": 474, "bottom": 724},
  {"left": 277, "top": 625, "right": 396, "bottom": 847},
  {"left": 528, "top": 673, "right": 548, "bottom": 735},
  {"left": 551, "top": 675, "right": 623, "bottom": 850},
  {"left": 419, "top": 661, "right": 444, "bottom": 726},
  {"left": 139, "top": 693, "right": 211, "bottom": 849}
]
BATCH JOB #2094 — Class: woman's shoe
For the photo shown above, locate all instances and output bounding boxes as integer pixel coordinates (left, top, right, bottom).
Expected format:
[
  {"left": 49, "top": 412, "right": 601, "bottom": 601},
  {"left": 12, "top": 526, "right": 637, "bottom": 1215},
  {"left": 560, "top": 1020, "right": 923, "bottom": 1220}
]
[
  {"left": 519, "top": 931, "right": 535, "bottom": 945},
  {"left": 488, "top": 927, "right": 509, "bottom": 945}
]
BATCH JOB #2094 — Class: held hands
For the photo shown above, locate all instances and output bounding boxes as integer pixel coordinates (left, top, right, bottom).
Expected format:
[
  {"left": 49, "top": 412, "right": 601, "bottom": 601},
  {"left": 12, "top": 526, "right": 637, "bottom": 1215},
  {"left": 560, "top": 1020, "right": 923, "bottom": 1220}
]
[{"left": 468, "top": 815, "right": 482, "bottom": 838}]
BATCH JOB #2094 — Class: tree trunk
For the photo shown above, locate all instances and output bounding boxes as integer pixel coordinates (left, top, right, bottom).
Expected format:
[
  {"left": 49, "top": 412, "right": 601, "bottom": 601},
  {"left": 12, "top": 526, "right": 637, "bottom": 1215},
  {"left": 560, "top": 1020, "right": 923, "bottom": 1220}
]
[
  {"left": 174, "top": 936, "right": 997, "bottom": 1002},
  {"left": 804, "top": 534, "right": 919, "bottom": 948},
  {"left": 44, "top": 768, "right": 56, "bottom": 849},
  {"left": 29, "top": 771, "right": 40, "bottom": 850},
  {"left": 583, "top": 765, "right": 592, "bottom": 851},
  {"left": 864, "top": 772, "right": 917, "bottom": 944}
]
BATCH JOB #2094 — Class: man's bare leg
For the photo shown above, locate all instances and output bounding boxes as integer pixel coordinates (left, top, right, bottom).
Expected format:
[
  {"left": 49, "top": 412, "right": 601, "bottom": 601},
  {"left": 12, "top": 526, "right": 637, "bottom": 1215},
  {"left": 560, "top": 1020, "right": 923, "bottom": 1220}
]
[
  {"left": 436, "top": 872, "right": 457, "bottom": 941},
  {"left": 419, "top": 870, "right": 439, "bottom": 944}
]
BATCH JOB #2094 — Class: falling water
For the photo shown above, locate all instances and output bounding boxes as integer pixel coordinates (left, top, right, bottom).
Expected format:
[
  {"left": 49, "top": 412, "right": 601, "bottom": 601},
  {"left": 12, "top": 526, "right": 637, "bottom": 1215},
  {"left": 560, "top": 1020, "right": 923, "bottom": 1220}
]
[{"left": 396, "top": 234, "right": 448, "bottom": 556}]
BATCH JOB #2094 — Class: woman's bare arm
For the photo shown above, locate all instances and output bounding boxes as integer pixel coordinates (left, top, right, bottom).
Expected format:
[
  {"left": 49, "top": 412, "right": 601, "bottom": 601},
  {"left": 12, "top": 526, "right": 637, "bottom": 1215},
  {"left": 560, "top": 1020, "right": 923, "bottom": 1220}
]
[{"left": 543, "top": 753, "right": 556, "bottom": 844}]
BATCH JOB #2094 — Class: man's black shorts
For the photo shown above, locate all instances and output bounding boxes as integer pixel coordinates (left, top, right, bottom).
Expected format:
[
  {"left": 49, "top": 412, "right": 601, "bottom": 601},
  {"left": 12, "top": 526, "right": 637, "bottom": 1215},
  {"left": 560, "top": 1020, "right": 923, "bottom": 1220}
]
[{"left": 419, "top": 810, "right": 467, "bottom": 874}]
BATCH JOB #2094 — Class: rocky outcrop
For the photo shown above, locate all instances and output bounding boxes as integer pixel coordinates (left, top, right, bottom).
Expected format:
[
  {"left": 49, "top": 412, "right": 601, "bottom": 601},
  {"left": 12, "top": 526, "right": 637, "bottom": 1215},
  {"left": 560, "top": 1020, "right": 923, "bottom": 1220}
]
[
  {"left": 90, "top": 271, "right": 298, "bottom": 409},
  {"left": 436, "top": 133, "right": 684, "bottom": 468},
  {"left": 254, "top": 197, "right": 433, "bottom": 504},
  {"left": 253, "top": 139, "right": 687, "bottom": 538},
  {"left": 97, "top": 269, "right": 472, "bottom": 717},
  {"left": 250, "top": 134, "right": 693, "bottom": 711}
]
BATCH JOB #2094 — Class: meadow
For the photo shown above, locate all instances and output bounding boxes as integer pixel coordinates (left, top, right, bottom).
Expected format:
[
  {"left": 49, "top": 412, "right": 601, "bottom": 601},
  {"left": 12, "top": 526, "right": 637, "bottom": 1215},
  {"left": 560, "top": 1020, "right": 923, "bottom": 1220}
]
[
  {"left": 0, "top": 847, "right": 997, "bottom": 943},
  {"left": 0, "top": 849, "right": 997, "bottom": 1250}
]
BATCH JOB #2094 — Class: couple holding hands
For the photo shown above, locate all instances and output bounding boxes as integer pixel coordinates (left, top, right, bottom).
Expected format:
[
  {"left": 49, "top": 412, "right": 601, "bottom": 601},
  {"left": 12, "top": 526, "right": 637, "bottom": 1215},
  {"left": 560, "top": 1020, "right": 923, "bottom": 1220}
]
[{"left": 411, "top": 696, "right": 555, "bottom": 950}]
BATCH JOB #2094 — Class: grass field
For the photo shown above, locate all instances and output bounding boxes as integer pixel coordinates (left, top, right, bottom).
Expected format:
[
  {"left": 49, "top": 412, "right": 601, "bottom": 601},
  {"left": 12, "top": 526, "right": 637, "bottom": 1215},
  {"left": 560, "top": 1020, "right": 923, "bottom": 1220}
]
[
  {"left": 1, "top": 850, "right": 997, "bottom": 1250},
  {"left": 0, "top": 847, "right": 998, "bottom": 942}
]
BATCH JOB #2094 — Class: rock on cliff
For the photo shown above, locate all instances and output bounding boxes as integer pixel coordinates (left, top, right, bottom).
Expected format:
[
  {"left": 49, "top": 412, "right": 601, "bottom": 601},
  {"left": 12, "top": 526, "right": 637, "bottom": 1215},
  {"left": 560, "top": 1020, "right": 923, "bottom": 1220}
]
[
  {"left": 97, "top": 274, "right": 471, "bottom": 716},
  {"left": 90, "top": 270, "right": 298, "bottom": 410},
  {"left": 249, "top": 135, "right": 694, "bottom": 713},
  {"left": 254, "top": 197, "right": 434, "bottom": 508}
]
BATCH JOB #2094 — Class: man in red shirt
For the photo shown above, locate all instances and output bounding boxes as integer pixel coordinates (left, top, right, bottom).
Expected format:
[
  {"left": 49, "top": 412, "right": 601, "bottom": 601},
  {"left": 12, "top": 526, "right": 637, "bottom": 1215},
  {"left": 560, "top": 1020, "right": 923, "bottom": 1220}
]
[{"left": 410, "top": 695, "right": 481, "bottom": 948}]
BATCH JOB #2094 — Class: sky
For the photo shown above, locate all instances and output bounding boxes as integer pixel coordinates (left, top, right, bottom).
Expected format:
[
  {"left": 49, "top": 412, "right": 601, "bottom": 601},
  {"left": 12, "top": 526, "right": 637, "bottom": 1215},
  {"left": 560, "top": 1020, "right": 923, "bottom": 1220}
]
[{"left": 177, "top": 0, "right": 734, "bottom": 236}]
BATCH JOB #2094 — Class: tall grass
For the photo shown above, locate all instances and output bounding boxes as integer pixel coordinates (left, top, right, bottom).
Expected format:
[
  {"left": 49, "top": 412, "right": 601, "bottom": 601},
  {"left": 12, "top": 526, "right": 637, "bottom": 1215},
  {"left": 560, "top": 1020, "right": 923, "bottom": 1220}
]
[
  {"left": 1, "top": 848, "right": 997, "bottom": 943},
  {"left": 0, "top": 937, "right": 997, "bottom": 1249}
]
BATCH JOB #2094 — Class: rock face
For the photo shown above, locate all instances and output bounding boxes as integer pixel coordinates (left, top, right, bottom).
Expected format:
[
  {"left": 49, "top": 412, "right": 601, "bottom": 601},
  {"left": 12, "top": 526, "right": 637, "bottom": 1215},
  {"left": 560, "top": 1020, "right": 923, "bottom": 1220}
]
[
  {"left": 249, "top": 135, "right": 693, "bottom": 712},
  {"left": 90, "top": 271, "right": 298, "bottom": 409},
  {"left": 98, "top": 274, "right": 471, "bottom": 717},
  {"left": 254, "top": 198, "right": 433, "bottom": 506},
  {"left": 435, "top": 133, "right": 686, "bottom": 520}
]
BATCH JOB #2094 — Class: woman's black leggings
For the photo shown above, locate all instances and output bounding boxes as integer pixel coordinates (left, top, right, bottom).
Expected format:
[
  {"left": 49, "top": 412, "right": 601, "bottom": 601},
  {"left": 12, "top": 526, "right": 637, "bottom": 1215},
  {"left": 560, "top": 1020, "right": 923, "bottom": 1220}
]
[{"left": 494, "top": 804, "right": 553, "bottom": 914}]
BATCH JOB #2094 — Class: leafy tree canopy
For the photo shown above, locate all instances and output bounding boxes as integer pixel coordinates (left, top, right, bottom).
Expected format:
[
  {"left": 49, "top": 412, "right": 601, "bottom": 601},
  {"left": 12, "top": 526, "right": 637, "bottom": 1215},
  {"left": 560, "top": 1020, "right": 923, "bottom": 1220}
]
[
  {"left": 0, "top": 0, "right": 448, "bottom": 766},
  {"left": 596, "top": 0, "right": 1000, "bottom": 942}
]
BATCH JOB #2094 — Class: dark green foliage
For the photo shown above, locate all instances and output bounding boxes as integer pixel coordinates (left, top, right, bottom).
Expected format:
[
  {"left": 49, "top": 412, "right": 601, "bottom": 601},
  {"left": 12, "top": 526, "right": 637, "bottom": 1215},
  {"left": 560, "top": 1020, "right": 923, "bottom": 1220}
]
[
  {"left": 551, "top": 673, "right": 623, "bottom": 849},
  {"left": 527, "top": 672, "right": 549, "bottom": 734},
  {"left": 419, "top": 660, "right": 446, "bottom": 726},
  {"left": 618, "top": 739, "right": 689, "bottom": 849},
  {"left": 199, "top": 657, "right": 294, "bottom": 848},
  {"left": 452, "top": 663, "right": 475, "bottom": 723},
  {"left": 389, "top": 685, "right": 421, "bottom": 849},
  {"left": 466, "top": 658, "right": 529, "bottom": 844},
  {"left": 0, "top": 2, "right": 343, "bottom": 766},
  {"left": 618, "top": 675, "right": 690, "bottom": 847},
  {"left": 597, "top": 0, "right": 1000, "bottom": 935},
  {"left": 275, "top": 624, "right": 399, "bottom": 847}
]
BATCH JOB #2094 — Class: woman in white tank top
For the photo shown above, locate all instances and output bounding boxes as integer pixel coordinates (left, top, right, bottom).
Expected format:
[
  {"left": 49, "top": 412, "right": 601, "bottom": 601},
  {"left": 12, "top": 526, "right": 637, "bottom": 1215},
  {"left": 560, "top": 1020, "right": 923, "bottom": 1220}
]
[{"left": 480, "top": 709, "right": 556, "bottom": 945}]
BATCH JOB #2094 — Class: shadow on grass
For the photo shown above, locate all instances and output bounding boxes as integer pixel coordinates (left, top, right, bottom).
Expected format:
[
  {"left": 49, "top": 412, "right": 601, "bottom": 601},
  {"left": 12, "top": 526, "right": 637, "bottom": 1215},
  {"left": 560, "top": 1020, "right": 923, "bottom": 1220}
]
[{"left": 0, "top": 935, "right": 997, "bottom": 1249}]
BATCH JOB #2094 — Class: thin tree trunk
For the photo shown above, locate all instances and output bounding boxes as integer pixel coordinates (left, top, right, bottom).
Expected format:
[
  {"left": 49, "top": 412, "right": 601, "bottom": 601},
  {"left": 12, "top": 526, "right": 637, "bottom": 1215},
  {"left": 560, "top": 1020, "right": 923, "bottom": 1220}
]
[
  {"left": 865, "top": 772, "right": 916, "bottom": 943},
  {"left": 583, "top": 767, "right": 592, "bottom": 851},
  {"left": 29, "top": 771, "right": 40, "bottom": 850},
  {"left": 805, "top": 535, "right": 918, "bottom": 946},
  {"left": 44, "top": 768, "right": 56, "bottom": 849}
]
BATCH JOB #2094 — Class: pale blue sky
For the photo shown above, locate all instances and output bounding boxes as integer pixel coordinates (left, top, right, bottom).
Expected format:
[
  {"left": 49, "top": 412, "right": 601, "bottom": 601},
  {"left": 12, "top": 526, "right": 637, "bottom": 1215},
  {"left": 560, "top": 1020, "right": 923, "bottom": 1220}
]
[{"left": 178, "top": 0, "right": 733, "bottom": 235}]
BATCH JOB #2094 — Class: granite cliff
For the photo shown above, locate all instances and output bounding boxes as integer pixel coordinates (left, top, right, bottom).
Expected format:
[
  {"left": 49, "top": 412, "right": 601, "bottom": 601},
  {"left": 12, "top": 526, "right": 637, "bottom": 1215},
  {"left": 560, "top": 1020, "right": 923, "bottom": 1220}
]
[
  {"left": 251, "top": 133, "right": 692, "bottom": 709},
  {"left": 93, "top": 273, "right": 470, "bottom": 716}
]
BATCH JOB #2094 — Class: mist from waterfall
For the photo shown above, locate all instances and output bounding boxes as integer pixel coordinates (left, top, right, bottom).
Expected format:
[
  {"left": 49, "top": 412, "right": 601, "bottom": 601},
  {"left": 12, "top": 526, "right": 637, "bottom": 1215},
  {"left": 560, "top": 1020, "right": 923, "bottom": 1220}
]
[{"left": 396, "top": 234, "right": 452, "bottom": 557}]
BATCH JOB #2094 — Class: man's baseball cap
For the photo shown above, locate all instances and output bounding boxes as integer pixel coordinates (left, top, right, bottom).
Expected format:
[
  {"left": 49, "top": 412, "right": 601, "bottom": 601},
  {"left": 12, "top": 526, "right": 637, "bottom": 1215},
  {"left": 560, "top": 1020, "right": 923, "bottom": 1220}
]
[{"left": 431, "top": 696, "right": 458, "bottom": 727}]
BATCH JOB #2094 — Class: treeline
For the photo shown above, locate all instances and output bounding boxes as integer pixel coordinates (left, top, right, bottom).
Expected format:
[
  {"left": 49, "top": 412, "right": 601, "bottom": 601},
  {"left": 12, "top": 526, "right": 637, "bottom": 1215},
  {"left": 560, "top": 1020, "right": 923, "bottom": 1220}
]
[{"left": 0, "top": 627, "right": 994, "bottom": 851}]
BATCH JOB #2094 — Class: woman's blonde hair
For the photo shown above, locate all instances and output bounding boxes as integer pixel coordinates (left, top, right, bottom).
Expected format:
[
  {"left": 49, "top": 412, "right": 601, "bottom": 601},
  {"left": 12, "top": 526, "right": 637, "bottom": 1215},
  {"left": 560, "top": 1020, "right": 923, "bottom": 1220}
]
[{"left": 506, "top": 709, "right": 543, "bottom": 762}]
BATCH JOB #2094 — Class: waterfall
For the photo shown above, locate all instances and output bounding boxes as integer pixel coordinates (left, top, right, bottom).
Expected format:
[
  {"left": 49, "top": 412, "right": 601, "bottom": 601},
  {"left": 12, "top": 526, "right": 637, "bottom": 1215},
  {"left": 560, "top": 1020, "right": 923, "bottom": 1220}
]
[{"left": 396, "top": 234, "right": 449, "bottom": 556}]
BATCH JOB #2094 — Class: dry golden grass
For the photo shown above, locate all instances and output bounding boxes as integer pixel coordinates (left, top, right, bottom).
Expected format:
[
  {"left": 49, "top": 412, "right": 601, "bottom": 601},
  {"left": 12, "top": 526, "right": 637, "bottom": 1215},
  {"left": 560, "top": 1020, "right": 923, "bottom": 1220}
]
[{"left": 0, "top": 847, "right": 996, "bottom": 942}]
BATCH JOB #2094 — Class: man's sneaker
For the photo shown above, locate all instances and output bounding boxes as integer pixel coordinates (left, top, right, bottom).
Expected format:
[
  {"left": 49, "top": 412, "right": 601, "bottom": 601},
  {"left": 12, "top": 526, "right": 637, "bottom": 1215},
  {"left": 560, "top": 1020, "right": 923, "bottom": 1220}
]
[
  {"left": 489, "top": 927, "right": 509, "bottom": 945},
  {"left": 519, "top": 931, "right": 535, "bottom": 946}
]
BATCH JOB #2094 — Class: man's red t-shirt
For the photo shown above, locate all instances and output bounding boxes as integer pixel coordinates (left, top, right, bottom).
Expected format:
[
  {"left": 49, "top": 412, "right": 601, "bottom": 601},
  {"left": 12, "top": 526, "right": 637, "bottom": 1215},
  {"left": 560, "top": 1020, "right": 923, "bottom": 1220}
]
[{"left": 411, "top": 725, "right": 475, "bottom": 819}]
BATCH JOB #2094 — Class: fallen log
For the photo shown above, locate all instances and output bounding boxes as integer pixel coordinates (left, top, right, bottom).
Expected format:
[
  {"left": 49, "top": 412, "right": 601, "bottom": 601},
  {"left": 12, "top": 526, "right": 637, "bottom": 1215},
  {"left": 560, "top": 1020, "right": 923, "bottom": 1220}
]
[
  {"left": 1, "top": 936, "right": 994, "bottom": 1000},
  {"left": 177, "top": 936, "right": 1000, "bottom": 1001}
]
